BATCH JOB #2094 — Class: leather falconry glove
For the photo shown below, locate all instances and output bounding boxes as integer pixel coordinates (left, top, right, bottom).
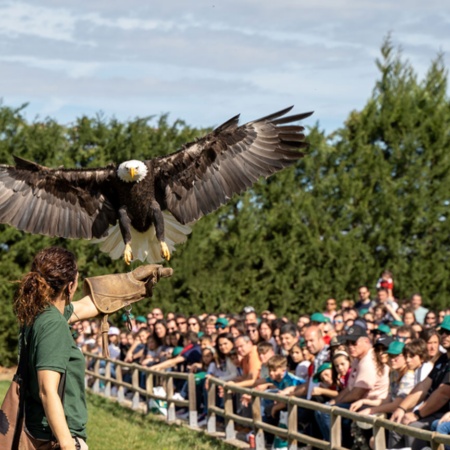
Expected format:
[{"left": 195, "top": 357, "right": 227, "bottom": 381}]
[{"left": 83, "top": 265, "right": 173, "bottom": 357}]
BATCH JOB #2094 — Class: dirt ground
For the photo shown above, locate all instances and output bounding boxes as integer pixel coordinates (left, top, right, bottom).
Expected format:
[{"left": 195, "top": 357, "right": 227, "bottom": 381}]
[{"left": 0, "top": 366, "right": 16, "bottom": 381}]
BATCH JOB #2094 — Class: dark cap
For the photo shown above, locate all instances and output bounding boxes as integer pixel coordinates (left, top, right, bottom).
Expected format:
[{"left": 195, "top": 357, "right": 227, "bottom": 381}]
[
  {"left": 374, "top": 335, "right": 393, "bottom": 349},
  {"left": 344, "top": 325, "right": 368, "bottom": 342}
]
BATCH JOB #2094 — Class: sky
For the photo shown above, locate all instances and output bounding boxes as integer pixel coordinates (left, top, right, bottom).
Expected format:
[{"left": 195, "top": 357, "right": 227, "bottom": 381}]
[{"left": 1, "top": 0, "right": 449, "bottom": 135}]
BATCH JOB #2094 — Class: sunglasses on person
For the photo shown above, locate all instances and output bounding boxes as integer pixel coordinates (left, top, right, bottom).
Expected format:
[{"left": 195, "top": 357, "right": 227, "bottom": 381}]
[{"left": 176, "top": 320, "right": 187, "bottom": 325}]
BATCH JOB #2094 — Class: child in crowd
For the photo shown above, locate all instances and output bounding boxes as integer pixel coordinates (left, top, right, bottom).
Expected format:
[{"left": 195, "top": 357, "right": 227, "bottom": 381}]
[
  {"left": 289, "top": 342, "right": 310, "bottom": 381},
  {"left": 257, "top": 341, "right": 275, "bottom": 379},
  {"left": 332, "top": 350, "right": 352, "bottom": 391},
  {"left": 311, "top": 362, "right": 338, "bottom": 401},
  {"left": 376, "top": 269, "right": 394, "bottom": 297},
  {"left": 261, "top": 355, "right": 305, "bottom": 447}
]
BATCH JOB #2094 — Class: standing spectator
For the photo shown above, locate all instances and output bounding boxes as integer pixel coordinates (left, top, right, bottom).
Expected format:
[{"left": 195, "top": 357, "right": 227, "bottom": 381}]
[
  {"left": 403, "top": 308, "right": 418, "bottom": 326},
  {"left": 323, "top": 298, "right": 338, "bottom": 321},
  {"left": 355, "top": 286, "right": 374, "bottom": 313},
  {"left": 424, "top": 310, "right": 438, "bottom": 329},
  {"left": 152, "top": 308, "right": 164, "bottom": 320},
  {"left": 258, "top": 319, "right": 275, "bottom": 346},
  {"left": 296, "top": 314, "right": 311, "bottom": 336},
  {"left": 175, "top": 314, "right": 188, "bottom": 334},
  {"left": 243, "top": 306, "right": 258, "bottom": 327},
  {"left": 410, "top": 293, "right": 429, "bottom": 325},
  {"left": 279, "top": 323, "right": 300, "bottom": 371},
  {"left": 376, "top": 288, "right": 399, "bottom": 322},
  {"left": 333, "top": 314, "right": 345, "bottom": 335},
  {"left": 187, "top": 315, "right": 201, "bottom": 334},
  {"left": 107, "top": 327, "right": 121, "bottom": 360}
]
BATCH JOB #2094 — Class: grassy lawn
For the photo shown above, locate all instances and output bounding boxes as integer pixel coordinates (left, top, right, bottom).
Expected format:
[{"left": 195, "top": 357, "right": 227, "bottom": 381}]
[{"left": 0, "top": 381, "right": 233, "bottom": 450}]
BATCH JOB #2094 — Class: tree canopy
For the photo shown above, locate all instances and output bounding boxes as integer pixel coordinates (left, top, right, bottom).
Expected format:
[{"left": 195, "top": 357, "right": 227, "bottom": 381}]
[{"left": 1, "top": 37, "right": 449, "bottom": 364}]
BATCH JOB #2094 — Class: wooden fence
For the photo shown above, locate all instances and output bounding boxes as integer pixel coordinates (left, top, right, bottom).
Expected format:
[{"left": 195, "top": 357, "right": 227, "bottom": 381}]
[{"left": 84, "top": 352, "right": 450, "bottom": 450}]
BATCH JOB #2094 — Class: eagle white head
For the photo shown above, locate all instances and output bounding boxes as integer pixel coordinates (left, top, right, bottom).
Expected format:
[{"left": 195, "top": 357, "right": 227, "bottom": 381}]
[{"left": 117, "top": 160, "right": 148, "bottom": 183}]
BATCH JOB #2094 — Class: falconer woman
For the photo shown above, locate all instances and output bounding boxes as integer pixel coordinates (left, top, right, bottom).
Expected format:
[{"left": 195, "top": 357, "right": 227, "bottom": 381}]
[{"left": 13, "top": 246, "right": 171, "bottom": 450}]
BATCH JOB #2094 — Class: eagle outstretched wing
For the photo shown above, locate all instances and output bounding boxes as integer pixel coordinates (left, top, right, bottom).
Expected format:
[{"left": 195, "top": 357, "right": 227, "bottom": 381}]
[
  {"left": 153, "top": 106, "right": 313, "bottom": 225},
  {"left": 0, "top": 156, "right": 118, "bottom": 239}
]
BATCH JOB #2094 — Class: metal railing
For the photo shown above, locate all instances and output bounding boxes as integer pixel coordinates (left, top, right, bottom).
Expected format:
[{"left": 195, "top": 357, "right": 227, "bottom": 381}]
[{"left": 84, "top": 352, "right": 450, "bottom": 450}]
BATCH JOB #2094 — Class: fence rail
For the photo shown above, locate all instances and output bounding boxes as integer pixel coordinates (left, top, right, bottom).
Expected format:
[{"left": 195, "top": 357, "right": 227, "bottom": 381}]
[{"left": 84, "top": 352, "right": 450, "bottom": 450}]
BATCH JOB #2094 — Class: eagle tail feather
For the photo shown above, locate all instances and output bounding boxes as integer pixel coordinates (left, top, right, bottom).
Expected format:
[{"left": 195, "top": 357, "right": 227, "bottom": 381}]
[{"left": 92, "top": 211, "right": 192, "bottom": 263}]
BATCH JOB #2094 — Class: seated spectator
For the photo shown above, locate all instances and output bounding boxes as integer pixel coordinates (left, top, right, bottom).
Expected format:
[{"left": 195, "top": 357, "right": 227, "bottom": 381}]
[
  {"left": 187, "top": 315, "right": 202, "bottom": 334},
  {"left": 215, "top": 317, "right": 229, "bottom": 334},
  {"left": 246, "top": 322, "right": 261, "bottom": 345},
  {"left": 333, "top": 314, "right": 345, "bottom": 335},
  {"left": 151, "top": 331, "right": 202, "bottom": 373},
  {"left": 289, "top": 342, "right": 310, "bottom": 380},
  {"left": 141, "top": 335, "right": 159, "bottom": 367},
  {"left": 356, "top": 341, "right": 414, "bottom": 416},
  {"left": 256, "top": 341, "right": 275, "bottom": 379},
  {"left": 421, "top": 327, "right": 443, "bottom": 364},
  {"left": 258, "top": 319, "right": 276, "bottom": 348},
  {"left": 311, "top": 362, "right": 338, "bottom": 402},
  {"left": 279, "top": 322, "right": 300, "bottom": 371},
  {"left": 396, "top": 324, "right": 416, "bottom": 343},
  {"left": 230, "top": 320, "right": 246, "bottom": 339},
  {"left": 296, "top": 314, "right": 311, "bottom": 337},
  {"left": 227, "top": 335, "right": 261, "bottom": 388},
  {"left": 258, "top": 355, "right": 305, "bottom": 447},
  {"left": 314, "top": 325, "right": 389, "bottom": 446},
  {"left": 390, "top": 316, "right": 450, "bottom": 450},
  {"left": 332, "top": 350, "right": 352, "bottom": 391},
  {"left": 404, "top": 339, "right": 433, "bottom": 383},
  {"left": 215, "top": 333, "right": 238, "bottom": 381}
]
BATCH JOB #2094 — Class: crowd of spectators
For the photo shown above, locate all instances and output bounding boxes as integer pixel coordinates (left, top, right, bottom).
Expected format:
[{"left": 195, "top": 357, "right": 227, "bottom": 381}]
[{"left": 75, "top": 270, "right": 450, "bottom": 449}]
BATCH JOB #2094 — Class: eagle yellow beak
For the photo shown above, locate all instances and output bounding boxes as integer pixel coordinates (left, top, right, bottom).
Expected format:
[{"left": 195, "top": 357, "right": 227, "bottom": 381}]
[{"left": 129, "top": 167, "right": 137, "bottom": 179}]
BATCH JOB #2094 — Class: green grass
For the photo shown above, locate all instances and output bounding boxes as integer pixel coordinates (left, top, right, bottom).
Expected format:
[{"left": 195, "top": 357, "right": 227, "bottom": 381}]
[{"left": 0, "top": 381, "right": 232, "bottom": 450}]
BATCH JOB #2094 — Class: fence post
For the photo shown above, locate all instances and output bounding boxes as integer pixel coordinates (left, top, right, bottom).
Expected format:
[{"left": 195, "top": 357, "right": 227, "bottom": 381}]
[
  {"left": 93, "top": 358, "right": 100, "bottom": 393},
  {"left": 131, "top": 366, "right": 140, "bottom": 410},
  {"left": 224, "top": 386, "right": 236, "bottom": 441},
  {"left": 145, "top": 371, "right": 154, "bottom": 414},
  {"left": 116, "top": 365, "right": 124, "bottom": 403},
  {"left": 252, "top": 394, "right": 265, "bottom": 450},
  {"left": 207, "top": 379, "right": 217, "bottom": 434},
  {"left": 188, "top": 372, "right": 198, "bottom": 428},
  {"left": 373, "top": 421, "right": 386, "bottom": 450},
  {"left": 431, "top": 432, "right": 445, "bottom": 450},
  {"left": 167, "top": 375, "right": 176, "bottom": 422},
  {"left": 287, "top": 401, "right": 298, "bottom": 450},
  {"left": 330, "top": 408, "right": 341, "bottom": 449},
  {"left": 104, "top": 360, "right": 111, "bottom": 398}
]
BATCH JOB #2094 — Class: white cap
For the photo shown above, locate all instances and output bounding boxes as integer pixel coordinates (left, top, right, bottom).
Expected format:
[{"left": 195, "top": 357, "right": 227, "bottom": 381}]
[{"left": 108, "top": 326, "right": 120, "bottom": 336}]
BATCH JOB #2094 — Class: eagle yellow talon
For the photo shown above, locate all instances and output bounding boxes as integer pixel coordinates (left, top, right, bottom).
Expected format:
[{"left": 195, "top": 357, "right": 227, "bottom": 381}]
[
  {"left": 160, "top": 241, "right": 171, "bottom": 261},
  {"left": 124, "top": 243, "right": 133, "bottom": 265}
]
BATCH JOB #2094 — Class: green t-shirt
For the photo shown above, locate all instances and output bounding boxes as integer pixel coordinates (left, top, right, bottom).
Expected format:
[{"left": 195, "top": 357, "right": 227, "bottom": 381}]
[{"left": 24, "top": 304, "right": 87, "bottom": 440}]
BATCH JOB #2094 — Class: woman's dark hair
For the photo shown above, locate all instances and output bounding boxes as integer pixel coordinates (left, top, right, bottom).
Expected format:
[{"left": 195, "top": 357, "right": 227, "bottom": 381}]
[
  {"left": 153, "top": 319, "right": 168, "bottom": 346},
  {"left": 216, "top": 333, "right": 235, "bottom": 360},
  {"left": 14, "top": 247, "right": 78, "bottom": 325}
]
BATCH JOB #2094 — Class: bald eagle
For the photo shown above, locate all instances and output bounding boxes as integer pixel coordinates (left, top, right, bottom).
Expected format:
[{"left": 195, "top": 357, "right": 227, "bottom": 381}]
[{"left": 0, "top": 106, "right": 312, "bottom": 264}]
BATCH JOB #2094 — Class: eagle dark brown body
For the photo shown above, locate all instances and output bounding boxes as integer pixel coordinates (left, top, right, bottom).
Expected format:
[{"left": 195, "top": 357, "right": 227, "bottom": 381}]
[{"left": 0, "top": 107, "right": 313, "bottom": 263}]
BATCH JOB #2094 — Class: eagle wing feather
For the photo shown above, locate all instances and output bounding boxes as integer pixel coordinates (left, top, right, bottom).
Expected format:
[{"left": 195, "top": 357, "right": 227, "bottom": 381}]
[
  {"left": 153, "top": 107, "right": 313, "bottom": 224},
  {"left": 0, "top": 157, "right": 118, "bottom": 239}
]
